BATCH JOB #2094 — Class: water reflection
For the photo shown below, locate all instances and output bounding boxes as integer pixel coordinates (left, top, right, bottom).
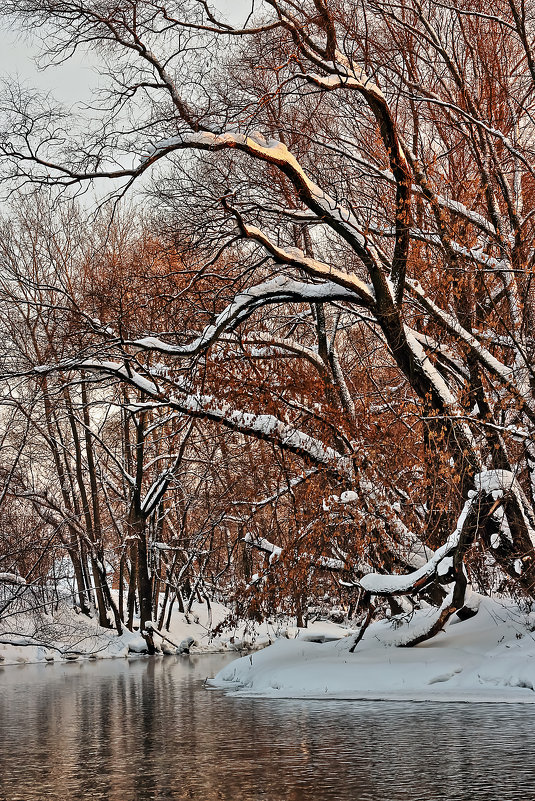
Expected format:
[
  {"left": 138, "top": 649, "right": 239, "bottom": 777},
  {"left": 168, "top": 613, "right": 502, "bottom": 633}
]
[{"left": 0, "top": 654, "right": 534, "bottom": 800}]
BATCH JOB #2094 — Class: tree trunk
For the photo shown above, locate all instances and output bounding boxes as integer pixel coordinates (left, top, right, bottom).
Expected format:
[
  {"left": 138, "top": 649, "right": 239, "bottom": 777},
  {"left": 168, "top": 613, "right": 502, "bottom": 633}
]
[{"left": 130, "top": 513, "right": 155, "bottom": 653}]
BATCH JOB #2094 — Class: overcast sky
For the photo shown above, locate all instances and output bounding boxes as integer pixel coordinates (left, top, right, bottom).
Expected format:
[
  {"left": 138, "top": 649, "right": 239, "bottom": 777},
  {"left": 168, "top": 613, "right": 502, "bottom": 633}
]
[{"left": 0, "top": 0, "right": 256, "bottom": 104}]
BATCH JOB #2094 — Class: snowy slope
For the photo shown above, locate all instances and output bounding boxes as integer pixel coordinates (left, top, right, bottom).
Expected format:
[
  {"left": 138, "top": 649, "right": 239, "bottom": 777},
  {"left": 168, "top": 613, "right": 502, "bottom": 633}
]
[{"left": 211, "top": 598, "right": 535, "bottom": 702}]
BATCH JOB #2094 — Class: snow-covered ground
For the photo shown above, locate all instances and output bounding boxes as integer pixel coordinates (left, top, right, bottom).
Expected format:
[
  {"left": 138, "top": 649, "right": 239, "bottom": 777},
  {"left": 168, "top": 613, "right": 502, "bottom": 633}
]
[
  {"left": 212, "top": 597, "right": 535, "bottom": 703},
  {"left": 0, "top": 600, "right": 232, "bottom": 665},
  {"left": 6, "top": 593, "right": 535, "bottom": 704},
  {"left": 0, "top": 597, "right": 350, "bottom": 666}
]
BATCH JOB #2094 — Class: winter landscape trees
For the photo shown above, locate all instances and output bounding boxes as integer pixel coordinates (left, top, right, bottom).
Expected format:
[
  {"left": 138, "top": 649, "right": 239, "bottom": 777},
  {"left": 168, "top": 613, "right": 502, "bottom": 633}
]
[{"left": 2, "top": 0, "right": 535, "bottom": 654}]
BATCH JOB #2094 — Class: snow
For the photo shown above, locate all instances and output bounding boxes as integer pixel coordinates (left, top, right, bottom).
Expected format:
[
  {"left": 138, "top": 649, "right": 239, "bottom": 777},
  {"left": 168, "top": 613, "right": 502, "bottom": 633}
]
[
  {"left": 408, "top": 279, "right": 535, "bottom": 418},
  {"left": 75, "top": 360, "right": 159, "bottom": 395},
  {"left": 0, "top": 572, "right": 26, "bottom": 585},
  {"left": 475, "top": 469, "right": 516, "bottom": 494},
  {"left": 243, "top": 532, "right": 345, "bottom": 570},
  {"left": 244, "top": 533, "right": 282, "bottom": 562},
  {"left": 491, "top": 532, "right": 501, "bottom": 549},
  {"left": 145, "top": 129, "right": 385, "bottom": 277},
  {"left": 241, "top": 225, "right": 375, "bottom": 304},
  {"left": 436, "top": 556, "right": 453, "bottom": 576},
  {"left": 7, "top": 592, "right": 535, "bottom": 705},
  {"left": 126, "top": 636, "right": 148, "bottom": 653},
  {"left": 131, "top": 276, "right": 364, "bottom": 361},
  {"left": 359, "top": 495, "right": 471, "bottom": 593},
  {"left": 0, "top": 594, "right": 351, "bottom": 666},
  {"left": 173, "top": 394, "right": 352, "bottom": 476},
  {"left": 211, "top": 597, "right": 535, "bottom": 703},
  {"left": 358, "top": 469, "right": 535, "bottom": 595},
  {"left": 475, "top": 470, "right": 535, "bottom": 546}
]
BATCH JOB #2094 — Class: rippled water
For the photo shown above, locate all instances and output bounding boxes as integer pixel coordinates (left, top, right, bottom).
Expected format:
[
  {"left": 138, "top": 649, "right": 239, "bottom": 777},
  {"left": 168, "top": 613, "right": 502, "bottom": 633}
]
[{"left": 0, "top": 653, "right": 534, "bottom": 800}]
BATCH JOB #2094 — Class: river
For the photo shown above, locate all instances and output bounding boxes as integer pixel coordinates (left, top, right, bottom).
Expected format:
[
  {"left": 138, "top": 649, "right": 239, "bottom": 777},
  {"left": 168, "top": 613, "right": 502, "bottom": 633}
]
[{"left": 0, "top": 652, "right": 534, "bottom": 800}]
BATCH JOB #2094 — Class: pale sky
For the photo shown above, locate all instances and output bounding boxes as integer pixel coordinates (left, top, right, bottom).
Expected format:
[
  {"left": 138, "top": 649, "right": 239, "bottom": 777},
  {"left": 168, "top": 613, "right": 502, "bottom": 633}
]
[{"left": 0, "top": 0, "right": 256, "bottom": 104}]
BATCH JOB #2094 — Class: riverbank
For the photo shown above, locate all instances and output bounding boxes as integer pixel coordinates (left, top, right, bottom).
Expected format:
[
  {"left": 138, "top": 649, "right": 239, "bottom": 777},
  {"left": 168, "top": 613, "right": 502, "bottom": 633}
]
[
  {"left": 212, "top": 597, "right": 535, "bottom": 702},
  {"left": 6, "top": 593, "right": 535, "bottom": 704},
  {"left": 0, "top": 598, "right": 351, "bottom": 666}
]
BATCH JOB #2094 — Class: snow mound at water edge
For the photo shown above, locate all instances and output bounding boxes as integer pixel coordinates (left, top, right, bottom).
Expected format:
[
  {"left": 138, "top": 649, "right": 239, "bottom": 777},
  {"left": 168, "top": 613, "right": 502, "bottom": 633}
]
[{"left": 211, "top": 598, "right": 535, "bottom": 703}]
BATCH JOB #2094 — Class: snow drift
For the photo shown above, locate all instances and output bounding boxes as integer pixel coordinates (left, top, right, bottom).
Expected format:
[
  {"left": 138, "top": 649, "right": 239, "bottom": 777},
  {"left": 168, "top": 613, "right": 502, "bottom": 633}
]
[{"left": 211, "top": 598, "right": 535, "bottom": 703}]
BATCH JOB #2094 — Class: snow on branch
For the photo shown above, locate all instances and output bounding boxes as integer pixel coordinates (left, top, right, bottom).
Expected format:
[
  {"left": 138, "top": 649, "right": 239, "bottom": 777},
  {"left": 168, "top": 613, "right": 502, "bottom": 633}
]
[
  {"left": 141, "top": 129, "right": 386, "bottom": 274},
  {"left": 35, "top": 356, "right": 352, "bottom": 476},
  {"left": 244, "top": 533, "right": 283, "bottom": 564},
  {"left": 35, "top": 359, "right": 159, "bottom": 396},
  {"left": 244, "top": 335, "right": 328, "bottom": 374},
  {"left": 407, "top": 280, "right": 535, "bottom": 421},
  {"left": 476, "top": 470, "right": 535, "bottom": 546},
  {"left": 0, "top": 572, "right": 26, "bottom": 586},
  {"left": 139, "top": 470, "right": 175, "bottom": 516},
  {"left": 366, "top": 222, "right": 508, "bottom": 271},
  {"left": 344, "top": 155, "right": 498, "bottom": 237},
  {"left": 243, "top": 532, "right": 346, "bottom": 571},
  {"left": 173, "top": 394, "right": 352, "bottom": 478},
  {"left": 131, "top": 276, "right": 365, "bottom": 357},
  {"left": 239, "top": 224, "right": 375, "bottom": 303},
  {"left": 403, "top": 327, "right": 479, "bottom": 458},
  {"left": 359, "top": 470, "right": 526, "bottom": 595}
]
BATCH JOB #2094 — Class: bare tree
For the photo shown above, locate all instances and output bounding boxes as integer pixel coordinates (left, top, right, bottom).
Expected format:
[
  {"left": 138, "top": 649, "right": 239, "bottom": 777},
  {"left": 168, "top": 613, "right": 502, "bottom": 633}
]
[{"left": 3, "top": 0, "right": 535, "bottom": 643}]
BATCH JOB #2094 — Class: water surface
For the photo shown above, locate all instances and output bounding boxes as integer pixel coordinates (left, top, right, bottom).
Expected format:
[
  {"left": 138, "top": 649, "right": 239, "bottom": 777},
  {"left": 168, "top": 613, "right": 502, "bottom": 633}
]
[{"left": 0, "top": 653, "right": 533, "bottom": 800}]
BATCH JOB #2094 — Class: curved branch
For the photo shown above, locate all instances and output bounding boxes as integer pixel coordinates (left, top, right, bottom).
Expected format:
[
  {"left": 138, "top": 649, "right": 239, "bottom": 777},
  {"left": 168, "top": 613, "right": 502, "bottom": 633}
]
[{"left": 129, "top": 275, "right": 366, "bottom": 357}]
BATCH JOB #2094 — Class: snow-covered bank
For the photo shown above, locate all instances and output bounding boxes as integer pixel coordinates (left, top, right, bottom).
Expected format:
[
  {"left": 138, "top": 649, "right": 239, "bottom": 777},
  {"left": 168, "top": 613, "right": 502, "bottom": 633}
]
[
  {"left": 212, "top": 598, "right": 535, "bottom": 703},
  {"left": 0, "top": 598, "right": 351, "bottom": 667},
  {"left": 0, "top": 600, "right": 233, "bottom": 666}
]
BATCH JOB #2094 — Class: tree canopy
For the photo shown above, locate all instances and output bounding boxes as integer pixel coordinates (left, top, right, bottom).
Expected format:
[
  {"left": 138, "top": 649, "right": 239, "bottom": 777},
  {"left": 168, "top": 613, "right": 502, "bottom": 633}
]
[{"left": 2, "top": 0, "right": 535, "bottom": 649}]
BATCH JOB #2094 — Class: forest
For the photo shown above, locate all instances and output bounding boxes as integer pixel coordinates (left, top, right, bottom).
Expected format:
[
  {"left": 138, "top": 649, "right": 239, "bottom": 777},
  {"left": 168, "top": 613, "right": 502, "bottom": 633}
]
[{"left": 1, "top": 0, "right": 535, "bottom": 666}]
